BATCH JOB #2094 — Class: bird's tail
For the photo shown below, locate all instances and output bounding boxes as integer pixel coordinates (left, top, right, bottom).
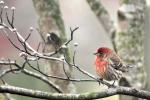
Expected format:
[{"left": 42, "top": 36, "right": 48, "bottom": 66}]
[{"left": 119, "top": 64, "right": 133, "bottom": 72}]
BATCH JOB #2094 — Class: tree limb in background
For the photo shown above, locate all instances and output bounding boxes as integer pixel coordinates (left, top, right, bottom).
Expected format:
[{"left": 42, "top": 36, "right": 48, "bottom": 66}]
[
  {"left": 87, "top": 0, "right": 114, "bottom": 35},
  {"left": 32, "top": 0, "right": 75, "bottom": 93},
  {"left": 87, "top": 0, "right": 117, "bottom": 51}
]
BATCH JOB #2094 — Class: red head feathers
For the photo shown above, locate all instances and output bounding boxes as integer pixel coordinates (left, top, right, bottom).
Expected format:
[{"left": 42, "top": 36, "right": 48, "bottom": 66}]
[{"left": 96, "top": 47, "right": 113, "bottom": 54}]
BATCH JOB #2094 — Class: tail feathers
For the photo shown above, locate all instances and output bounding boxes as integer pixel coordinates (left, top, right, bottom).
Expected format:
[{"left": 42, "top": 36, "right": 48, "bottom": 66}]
[
  {"left": 119, "top": 64, "right": 133, "bottom": 72},
  {"left": 119, "top": 77, "right": 131, "bottom": 86},
  {"left": 126, "top": 64, "right": 134, "bottom": 68}
]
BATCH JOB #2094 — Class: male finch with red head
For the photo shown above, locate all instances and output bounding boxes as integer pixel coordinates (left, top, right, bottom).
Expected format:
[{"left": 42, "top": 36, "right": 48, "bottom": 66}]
[{"left": 94, "top": 47, "right": 130, "bottom": 81}]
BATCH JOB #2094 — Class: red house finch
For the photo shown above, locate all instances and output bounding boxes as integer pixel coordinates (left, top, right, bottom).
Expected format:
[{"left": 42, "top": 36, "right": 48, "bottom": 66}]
[{"left": 94, "top": 47, "right": 130, "bottom": 81}]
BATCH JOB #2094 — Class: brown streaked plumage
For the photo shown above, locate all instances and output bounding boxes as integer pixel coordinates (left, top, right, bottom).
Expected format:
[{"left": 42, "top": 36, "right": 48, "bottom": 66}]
[{"left": 94, "top": 47, "right": 129, "bottom": 81}]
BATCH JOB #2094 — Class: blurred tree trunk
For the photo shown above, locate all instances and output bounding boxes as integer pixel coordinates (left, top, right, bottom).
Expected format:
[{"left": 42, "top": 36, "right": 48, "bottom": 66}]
[
  {"left": 32, "top": 0, "right": 75, "bottom": 93},
  {"left": 115, "top": 0, "right": 146, "bottom": 100}
]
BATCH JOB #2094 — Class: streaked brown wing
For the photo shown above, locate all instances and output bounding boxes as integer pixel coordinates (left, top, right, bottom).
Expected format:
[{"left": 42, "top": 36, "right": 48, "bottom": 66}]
[{"left": 108, "top": 52, "right": 124, "bottom": 71}]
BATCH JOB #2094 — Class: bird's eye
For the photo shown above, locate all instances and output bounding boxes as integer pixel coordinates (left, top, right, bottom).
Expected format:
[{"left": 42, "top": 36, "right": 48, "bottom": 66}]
[
  {"left": 98, "top": 52, "right": 103, "bottom": 56},
  {"left": 99, "top": 52, "right": 103, "bottom": 54}
]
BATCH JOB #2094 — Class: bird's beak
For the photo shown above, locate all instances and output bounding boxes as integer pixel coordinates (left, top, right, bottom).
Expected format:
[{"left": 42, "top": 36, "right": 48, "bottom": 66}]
[{"left": 93, "top": 52, "right": 98, "bottom": 55}]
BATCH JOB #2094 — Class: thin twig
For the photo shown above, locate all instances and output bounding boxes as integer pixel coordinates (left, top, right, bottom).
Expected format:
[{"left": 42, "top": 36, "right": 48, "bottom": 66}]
[
  {"left": 2, "top": 29, "right": 25, "bottom": 52},
  {"left": 65, "top": 27, "right": 79, "bottom": 45},
  {"left": 0, "top": 68, "right": 20, "bottom": 78},
  {"left": 0, "top": 5, "right": 3, "bottom": 23},
  {"left": 11, "top": 8, "right": 15, "bottom": 26},
  {"left": 62, "top": 59, "right": 70, "bottom": 79},
  {"left": 25, "top": 32, "right": 31, "bottom": 42},
  {"left": 6, "top": 11, "right": 13, "bottom": 28},
  {"left": 37, "top": 42, "right": 41, "bottom": 52},
  {"left": 36, "top": 28, "right": 45, "bottom": 43}
]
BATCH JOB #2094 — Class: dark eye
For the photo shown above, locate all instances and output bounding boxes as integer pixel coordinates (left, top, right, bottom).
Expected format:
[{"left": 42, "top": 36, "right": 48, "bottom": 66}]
[
  {"left": 98, "top": 52, "right": 103, "bottom": 56},
  {"left": 99, "top": 52, "right": 103, "bottom": 54}
]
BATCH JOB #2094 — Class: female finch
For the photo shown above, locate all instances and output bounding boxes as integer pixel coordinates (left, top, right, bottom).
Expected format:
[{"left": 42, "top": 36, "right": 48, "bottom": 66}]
[{"left": 94, "top": 47, "right": 130, "bottom": 81}]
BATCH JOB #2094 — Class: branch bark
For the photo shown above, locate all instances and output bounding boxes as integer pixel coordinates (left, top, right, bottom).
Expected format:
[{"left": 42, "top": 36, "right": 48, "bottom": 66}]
[{"left": 0, "top": 85, "right": 150, "bottom": 100}]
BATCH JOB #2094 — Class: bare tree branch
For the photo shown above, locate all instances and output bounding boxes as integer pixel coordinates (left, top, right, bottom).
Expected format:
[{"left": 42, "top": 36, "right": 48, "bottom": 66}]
[
  {"left": 0, "top": 60, "right": 62, "bottom": 93},
  {"left": 0, "top": 85, "right": 150, "bottom": 100},
  {"left": 0, "top": 60, "right": 105, "bottom": 83}
]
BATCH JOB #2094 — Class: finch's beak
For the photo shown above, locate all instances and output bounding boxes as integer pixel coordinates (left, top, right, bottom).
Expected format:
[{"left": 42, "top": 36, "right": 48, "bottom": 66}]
[{"left": 93, "top": 52, "right": 98, "bottom": 55}]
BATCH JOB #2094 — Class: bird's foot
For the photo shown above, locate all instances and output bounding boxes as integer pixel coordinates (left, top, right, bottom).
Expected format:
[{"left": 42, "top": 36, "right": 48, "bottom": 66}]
[
  {"left": 97, "top": 78, "right": 103, "bottom": 85},
  {"left": 108, "top": 80, "right": 116, "bottom": 88},
  {"left": 112, "top": 80, "right": 115, "bottom": 86}
]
